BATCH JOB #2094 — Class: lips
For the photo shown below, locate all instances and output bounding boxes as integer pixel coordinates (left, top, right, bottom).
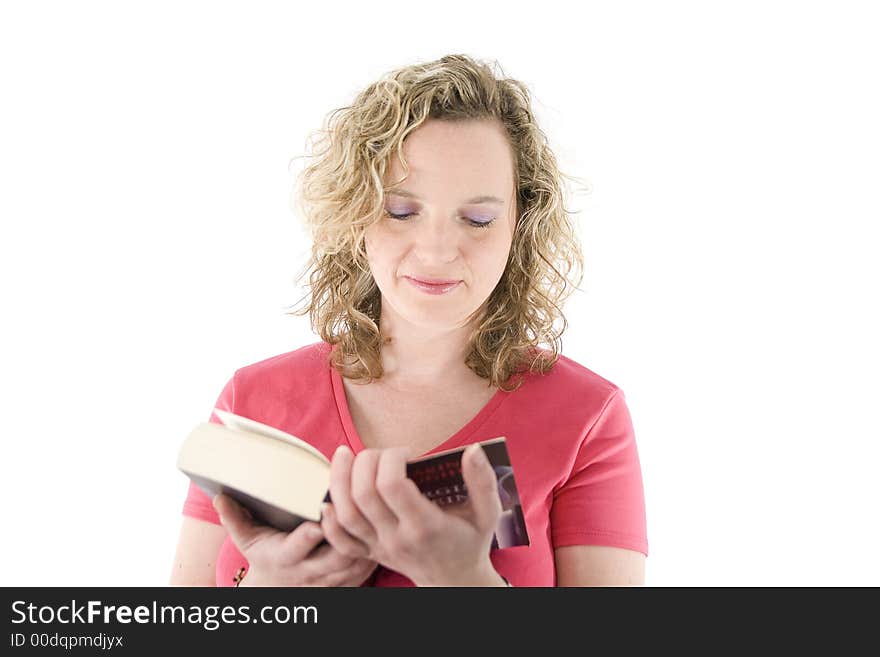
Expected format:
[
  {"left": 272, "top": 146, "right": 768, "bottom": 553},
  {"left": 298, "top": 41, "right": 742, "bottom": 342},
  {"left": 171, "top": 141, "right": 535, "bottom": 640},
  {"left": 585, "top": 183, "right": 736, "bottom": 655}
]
[
  {"left": 404, "top": 276, "right": 462, "bottom": 295},
  {"left": 405, "top": 276, "right": 462, "bottom": 286}
]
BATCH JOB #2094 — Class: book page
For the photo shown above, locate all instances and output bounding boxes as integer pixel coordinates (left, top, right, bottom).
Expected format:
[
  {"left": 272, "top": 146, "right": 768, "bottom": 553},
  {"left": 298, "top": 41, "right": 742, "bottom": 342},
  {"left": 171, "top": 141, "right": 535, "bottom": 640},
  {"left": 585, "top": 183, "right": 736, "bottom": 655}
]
[{"left": 212, "top": 408, "right": 330, "bottom": 464}]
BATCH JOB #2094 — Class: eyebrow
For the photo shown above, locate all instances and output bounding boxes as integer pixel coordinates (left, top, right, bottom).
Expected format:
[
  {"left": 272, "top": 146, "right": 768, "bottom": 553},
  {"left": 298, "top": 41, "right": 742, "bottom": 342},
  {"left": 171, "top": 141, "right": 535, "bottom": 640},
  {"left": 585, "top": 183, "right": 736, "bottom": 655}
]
[{"left": 385, "top": 189, "right": 506, "bottom": 205}]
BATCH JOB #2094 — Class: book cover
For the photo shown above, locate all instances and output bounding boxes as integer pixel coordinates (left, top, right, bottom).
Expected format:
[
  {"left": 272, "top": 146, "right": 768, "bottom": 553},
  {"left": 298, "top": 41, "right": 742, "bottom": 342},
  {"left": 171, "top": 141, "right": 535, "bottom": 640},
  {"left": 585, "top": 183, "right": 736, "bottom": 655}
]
[{"left": 402, "top": 438, "right": 529, "bottom": 549}]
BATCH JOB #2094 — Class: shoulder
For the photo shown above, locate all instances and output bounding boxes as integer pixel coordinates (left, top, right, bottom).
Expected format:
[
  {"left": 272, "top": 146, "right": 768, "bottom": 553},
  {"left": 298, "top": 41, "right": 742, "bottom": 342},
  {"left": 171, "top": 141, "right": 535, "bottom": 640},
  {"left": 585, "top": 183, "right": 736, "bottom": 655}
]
[
  {"left": 229, "top": 340, "right": 332, "bottom": 388},
  {"left": 522, "top": 347, "right": 622, "bottom": 402},
  {"left": 213, "top": 341, "right": 338, "bottom": 436}
]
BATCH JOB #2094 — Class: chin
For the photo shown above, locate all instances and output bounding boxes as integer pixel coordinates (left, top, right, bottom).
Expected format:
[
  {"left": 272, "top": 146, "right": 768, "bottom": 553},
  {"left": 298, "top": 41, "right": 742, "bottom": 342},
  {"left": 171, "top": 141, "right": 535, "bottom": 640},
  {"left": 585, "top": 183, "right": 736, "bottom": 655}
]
[{"left": 398, "top": 304, "right": 472, "bottom": 330}]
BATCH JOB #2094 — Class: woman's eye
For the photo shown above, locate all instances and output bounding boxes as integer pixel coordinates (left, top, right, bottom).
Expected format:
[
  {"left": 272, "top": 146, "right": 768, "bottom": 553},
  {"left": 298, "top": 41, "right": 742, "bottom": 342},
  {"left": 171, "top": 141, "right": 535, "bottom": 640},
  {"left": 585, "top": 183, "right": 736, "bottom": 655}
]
[{"left": 384, "top": 210, "right": 495, "bottom": 229}]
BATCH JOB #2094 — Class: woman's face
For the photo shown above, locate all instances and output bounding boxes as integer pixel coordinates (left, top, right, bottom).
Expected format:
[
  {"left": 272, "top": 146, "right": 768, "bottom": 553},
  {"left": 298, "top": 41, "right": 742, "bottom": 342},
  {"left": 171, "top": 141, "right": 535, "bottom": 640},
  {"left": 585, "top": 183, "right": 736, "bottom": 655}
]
[{"left": 364, "top": 118, "right": 518, "bottom": 333}]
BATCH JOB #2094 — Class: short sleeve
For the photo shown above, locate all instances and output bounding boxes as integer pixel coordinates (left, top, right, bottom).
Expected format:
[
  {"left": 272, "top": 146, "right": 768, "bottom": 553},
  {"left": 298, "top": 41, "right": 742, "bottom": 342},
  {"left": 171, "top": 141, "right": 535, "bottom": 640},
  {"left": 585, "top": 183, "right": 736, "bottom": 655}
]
[
  {"left": 180, "top": 374, "right": 236, "bottom": 526},
  {"left": 550, "top": 388, "right": 648, "bottom": 556}
]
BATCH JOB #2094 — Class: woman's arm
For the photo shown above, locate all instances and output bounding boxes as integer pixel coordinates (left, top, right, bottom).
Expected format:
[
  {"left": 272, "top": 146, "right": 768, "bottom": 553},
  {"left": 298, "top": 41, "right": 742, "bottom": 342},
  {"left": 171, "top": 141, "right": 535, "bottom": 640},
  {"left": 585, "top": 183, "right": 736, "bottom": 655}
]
[
  {"left": 168, "top": 516, "right": 228, "bottom": 586},
  {"left": 554, "top": 545, "right": 645, "bottom": 586}
]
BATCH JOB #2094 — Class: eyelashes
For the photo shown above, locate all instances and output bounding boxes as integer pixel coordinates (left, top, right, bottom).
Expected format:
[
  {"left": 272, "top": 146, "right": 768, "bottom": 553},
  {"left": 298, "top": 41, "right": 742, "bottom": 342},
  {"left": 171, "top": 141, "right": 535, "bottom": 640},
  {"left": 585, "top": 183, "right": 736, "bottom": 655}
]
[{"left": 384, "top": 210, "right": 495, "bottom": 229}]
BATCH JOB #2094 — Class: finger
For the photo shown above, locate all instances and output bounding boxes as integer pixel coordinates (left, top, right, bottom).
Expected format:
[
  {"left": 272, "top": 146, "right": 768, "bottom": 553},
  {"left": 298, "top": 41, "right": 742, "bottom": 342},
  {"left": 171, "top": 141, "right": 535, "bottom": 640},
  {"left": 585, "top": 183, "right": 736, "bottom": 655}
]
[
  {"left": 375, "top": 447, "right": 443, "bottom": 524},
  {"left": 320, "top": 502, "right": 371, "bottom": 559},
  {"left": 213, "top": 493, "right": 275, "bottom": 554},
  {"left": 300, "top": 535, "right": 371, "bottom": 584},
  {"left": 460, "top": 444, "right": 503, "bottom": 533},
  {"left": 303, "top": 540, "right": 357, "bottom": 573},
  {"left": 323, "top": 558, "right": 379, "bottom": 587},
  {"left": 328, "top": 445, "right": 377, "bottom": 544},
  {"left": 351, "top": 448, "right": 399, "bottom": 536},
  {"left": 279, "top": 520, "right": 328, "bottom": 563}
]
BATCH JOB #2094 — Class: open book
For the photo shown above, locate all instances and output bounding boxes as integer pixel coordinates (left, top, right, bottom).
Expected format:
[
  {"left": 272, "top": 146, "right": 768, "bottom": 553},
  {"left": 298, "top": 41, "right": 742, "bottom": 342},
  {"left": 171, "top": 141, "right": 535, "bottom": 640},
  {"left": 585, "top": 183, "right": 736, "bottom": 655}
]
[{"left": 177, "top": 409, "right": 530, "bottom": 549}]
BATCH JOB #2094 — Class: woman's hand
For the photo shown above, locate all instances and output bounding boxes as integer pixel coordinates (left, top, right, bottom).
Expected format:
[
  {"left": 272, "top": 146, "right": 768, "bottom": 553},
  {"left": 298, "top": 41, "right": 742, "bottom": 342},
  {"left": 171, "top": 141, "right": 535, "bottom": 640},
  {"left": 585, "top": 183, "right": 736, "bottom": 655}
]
[
  {"left": 321, "top": 444, "right": 507, "bottom": 587},
  {"left": 212, "top": 493, "right": 378, "bottom": 587}
]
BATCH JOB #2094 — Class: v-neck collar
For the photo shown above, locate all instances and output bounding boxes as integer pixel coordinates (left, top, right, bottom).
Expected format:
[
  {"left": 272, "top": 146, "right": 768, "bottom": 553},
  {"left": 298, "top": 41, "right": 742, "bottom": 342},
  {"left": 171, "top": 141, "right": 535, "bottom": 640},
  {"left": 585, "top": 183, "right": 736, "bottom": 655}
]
[{"left": 327, "top": 345, "right": 511, "bottom": 459}]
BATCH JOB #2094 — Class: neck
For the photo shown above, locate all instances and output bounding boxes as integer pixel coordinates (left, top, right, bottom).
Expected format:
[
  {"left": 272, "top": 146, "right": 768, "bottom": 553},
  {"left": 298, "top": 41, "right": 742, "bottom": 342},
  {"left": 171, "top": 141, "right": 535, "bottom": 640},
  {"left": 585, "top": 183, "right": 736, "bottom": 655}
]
[{"left": 376, "top": 316, "right": 483, "bottom": 393}]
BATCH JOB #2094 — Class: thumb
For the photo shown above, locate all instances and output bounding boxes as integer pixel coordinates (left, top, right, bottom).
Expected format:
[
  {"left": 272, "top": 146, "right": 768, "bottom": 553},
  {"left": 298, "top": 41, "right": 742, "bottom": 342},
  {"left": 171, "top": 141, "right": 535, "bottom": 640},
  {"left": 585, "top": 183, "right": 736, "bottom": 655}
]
[
  {"left": 461, "top": 444, "right": 503, "bottom": 533},
  {"left": 213, "top": 493, "right": 272, "bottom": 554}
]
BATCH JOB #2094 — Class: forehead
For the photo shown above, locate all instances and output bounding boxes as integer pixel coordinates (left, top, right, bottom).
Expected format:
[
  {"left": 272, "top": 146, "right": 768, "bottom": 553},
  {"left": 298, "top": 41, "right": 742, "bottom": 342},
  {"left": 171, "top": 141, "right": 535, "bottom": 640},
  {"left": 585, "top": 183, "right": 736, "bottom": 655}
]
[{"left": 384, "top": 119, "right": 515, "bottom": 193}]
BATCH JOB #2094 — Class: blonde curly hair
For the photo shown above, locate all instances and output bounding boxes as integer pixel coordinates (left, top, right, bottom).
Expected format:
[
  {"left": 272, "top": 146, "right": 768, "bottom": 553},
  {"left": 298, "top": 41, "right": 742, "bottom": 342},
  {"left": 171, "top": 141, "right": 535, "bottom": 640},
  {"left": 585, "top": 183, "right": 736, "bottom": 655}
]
[{"left": 286, "top": 54, "right": 586, "bottom": 392}]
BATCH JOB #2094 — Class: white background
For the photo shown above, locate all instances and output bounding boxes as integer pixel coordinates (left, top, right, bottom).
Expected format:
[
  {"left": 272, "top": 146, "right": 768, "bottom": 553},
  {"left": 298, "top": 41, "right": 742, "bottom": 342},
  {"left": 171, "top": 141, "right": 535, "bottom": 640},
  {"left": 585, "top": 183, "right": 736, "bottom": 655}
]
[{"left": 2, "top": 0, "right": 877, "bottom": 586}]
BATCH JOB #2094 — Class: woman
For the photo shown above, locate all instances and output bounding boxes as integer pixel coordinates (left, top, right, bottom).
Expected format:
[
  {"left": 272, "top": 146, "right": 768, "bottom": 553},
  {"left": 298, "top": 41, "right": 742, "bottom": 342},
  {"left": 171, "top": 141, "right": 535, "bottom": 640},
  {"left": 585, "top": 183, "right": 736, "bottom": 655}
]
[{"left": 170, "top": 54, "right": 648, "bottom": 587}]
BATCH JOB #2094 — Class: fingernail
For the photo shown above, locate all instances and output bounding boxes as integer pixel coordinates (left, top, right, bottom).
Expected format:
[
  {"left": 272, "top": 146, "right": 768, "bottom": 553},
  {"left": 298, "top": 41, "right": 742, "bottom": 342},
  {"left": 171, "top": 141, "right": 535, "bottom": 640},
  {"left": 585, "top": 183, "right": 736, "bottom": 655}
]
[
  {"left": 334, "top": 445, "right": 351, "bottom": 458},
  {"left": 212, "top": 494, "right": 220, "bottom": 509},
  {"left": 320, "top": 503, "right": 332, "bottom": 517},
  {"left": 308, "top": 525, "right": 322, "bottom": 539},
  {"left": 470, "top": 444, "right": 488, "bottom": 465}
]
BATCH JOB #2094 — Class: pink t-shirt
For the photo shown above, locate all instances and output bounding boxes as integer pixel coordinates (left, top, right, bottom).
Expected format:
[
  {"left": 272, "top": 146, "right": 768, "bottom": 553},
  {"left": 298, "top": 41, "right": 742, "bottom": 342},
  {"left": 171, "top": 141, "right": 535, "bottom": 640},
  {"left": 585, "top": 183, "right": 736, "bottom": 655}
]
[{"left": 181, "top": 341, "right": 648, "bottom": 586}]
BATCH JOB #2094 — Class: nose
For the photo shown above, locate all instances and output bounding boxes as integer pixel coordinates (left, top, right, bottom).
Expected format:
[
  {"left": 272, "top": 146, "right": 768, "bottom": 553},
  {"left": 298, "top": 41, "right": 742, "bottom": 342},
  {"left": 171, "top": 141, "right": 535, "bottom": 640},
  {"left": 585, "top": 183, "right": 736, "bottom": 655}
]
[{"left": 411, "top": 214, "right": 460, "bottom": 264}]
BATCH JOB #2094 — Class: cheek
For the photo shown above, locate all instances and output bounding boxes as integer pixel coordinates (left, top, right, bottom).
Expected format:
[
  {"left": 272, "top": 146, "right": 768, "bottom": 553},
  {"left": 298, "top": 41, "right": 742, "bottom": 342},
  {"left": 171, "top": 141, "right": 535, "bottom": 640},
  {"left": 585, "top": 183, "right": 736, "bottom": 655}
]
[
  {"left": 364, "top": 227, "right": 377, "bottom": 254},
  {"left": 364, "top": 227, "right": 384, "bottom": 261},
  {"left": 457, "top": 251, "right": 505, "bottom": 293},
  {"left": 468, "top": 236, "right": 512, "bottom": 271},
  {"left": 364, "top": 231, "right": 401, "bottom": 275}
]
